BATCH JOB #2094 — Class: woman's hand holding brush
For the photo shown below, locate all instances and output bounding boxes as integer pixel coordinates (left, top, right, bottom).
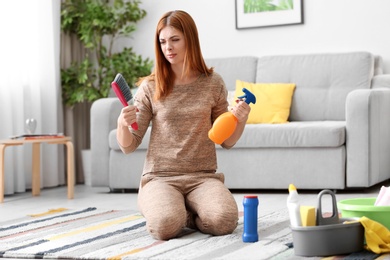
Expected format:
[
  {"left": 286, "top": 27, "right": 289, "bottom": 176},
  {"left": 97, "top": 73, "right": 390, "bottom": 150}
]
[
  {"left": 118, "top": 105, "right": 139, "bottom": 129},
  {"left": 116, "top": 105, "right": 139, "bottom": 149},
  {"left": 111, "top": 73, "right": 139, "bottom": 130}
]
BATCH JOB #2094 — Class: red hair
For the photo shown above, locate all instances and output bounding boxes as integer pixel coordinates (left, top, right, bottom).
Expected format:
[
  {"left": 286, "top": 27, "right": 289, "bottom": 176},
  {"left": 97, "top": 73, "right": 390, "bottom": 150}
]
[{"left": 140, "top": 10, "right": 213, "bottom": 100}]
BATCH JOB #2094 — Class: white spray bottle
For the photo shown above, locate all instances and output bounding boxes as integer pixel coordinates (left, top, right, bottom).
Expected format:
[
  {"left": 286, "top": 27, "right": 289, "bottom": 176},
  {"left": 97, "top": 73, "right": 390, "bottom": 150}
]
[{"left": 287, "top": 184, "right": 302, "bottom": 227}]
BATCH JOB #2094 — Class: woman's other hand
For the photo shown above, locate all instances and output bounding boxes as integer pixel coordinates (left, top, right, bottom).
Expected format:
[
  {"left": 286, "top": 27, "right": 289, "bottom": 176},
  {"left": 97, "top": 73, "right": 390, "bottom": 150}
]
[{"left": 230, "top": 100, "right": 251, "bottom": 123}]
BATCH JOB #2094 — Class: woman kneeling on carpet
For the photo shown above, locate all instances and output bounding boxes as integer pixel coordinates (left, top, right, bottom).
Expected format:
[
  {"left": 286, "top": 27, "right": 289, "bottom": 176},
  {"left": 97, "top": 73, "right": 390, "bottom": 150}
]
[{"left": 116, "top": 10, "right": 251, "bottom": 240}]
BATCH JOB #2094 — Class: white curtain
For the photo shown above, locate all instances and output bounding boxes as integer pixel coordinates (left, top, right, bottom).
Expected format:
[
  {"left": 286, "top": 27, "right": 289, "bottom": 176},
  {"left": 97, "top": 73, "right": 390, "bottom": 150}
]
[{"left": 0, "top": 0, "right": 64, "bottom": 195}]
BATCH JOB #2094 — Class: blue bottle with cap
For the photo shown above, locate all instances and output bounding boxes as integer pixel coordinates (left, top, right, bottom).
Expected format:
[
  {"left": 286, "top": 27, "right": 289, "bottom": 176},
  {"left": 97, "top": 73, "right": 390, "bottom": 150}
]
[{"left": 242, "top": 195, "right": 259, "bottom": 242}]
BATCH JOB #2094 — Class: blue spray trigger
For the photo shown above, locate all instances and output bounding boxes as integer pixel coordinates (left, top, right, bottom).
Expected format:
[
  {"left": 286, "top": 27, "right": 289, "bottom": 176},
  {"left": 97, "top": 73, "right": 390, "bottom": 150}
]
[{"left": 237, "top": 88, "right": 256, "bottom": 105}]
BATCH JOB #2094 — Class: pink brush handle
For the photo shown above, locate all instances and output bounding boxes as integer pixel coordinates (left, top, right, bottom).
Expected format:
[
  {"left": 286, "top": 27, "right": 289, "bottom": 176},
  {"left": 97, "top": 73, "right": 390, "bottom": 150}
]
[
  {"left": 111, "top": 82, "right": 128, "bottom": 106},
  {"left": 111, "top": 82, "right": 138, "bottom": 130}
]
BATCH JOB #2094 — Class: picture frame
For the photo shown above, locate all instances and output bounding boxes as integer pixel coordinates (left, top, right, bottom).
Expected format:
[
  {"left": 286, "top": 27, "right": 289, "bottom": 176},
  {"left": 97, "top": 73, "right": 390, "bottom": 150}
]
[{"left": 235, "top": 0, "right": 304, "bottom": 29}]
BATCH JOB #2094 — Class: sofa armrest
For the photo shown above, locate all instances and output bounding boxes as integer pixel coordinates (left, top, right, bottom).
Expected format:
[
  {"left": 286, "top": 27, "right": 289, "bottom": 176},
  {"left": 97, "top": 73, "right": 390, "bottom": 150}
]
[
  {"left": 372, "top": 74, "right": 390, "bottom": 89},
  {"left": 90, "top": 98, "right": 122, "bottom": 187},
  {"left": 346, "top": 88, "right": 390, "bottom": 187}
]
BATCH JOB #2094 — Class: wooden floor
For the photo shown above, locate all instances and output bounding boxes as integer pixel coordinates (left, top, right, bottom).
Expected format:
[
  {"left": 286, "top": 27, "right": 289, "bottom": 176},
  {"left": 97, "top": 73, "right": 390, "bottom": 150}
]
[{"left": 0, "top": 182, "right": 387, "bottom": 223}]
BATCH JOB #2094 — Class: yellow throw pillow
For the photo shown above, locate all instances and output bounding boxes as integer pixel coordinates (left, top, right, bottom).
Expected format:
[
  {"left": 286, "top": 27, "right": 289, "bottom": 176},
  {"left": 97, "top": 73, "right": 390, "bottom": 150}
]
[{"left": 233, "top": 80, "right": 296, "bottom": 124}]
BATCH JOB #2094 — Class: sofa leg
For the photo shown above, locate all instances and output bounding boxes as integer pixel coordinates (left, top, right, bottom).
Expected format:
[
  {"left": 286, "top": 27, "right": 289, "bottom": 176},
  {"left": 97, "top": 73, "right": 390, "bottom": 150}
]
[
  {"left": 109, "top": 188, "right": 139, "bottom": 193},
  {"left": 109, "top": 188, "right": 126, "bottom": 193}
]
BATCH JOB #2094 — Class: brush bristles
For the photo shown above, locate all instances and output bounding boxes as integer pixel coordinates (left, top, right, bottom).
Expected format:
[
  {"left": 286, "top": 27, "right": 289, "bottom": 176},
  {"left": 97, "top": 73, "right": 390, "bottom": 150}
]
[{"left": 114, "top": 73, "right": 133, "bottom": 102}]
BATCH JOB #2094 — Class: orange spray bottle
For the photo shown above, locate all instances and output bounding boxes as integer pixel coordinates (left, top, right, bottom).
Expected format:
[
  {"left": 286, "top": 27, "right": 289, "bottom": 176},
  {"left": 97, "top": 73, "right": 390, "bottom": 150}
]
[{"left": 208, "top": 88, "right": 256, "bottom": 144}]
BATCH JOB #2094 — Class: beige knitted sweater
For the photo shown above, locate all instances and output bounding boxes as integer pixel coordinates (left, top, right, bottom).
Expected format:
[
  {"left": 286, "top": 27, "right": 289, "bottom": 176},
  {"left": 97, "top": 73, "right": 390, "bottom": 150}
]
[{"left": 119, "top": 72, "right": 228, "bottom": 175}]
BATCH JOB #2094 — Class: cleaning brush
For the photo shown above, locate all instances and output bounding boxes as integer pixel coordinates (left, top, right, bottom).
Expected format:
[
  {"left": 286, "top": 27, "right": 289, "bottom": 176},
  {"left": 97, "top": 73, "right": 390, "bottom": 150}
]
[{"left": 111, "top": 73, "right": 138, "bottom": 130}]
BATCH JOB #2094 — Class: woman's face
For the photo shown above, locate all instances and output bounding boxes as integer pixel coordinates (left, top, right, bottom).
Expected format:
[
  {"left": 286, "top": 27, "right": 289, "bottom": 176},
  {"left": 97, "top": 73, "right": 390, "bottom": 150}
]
[{"left": 159, "top": 26, "right": 186, "bottom": 67}]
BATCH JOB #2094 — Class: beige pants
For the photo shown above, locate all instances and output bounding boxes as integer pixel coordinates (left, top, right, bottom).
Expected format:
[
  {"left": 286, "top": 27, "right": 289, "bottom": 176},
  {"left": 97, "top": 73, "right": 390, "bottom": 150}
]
[{"left": 138, "top": 172, "right": 238, "bottom": 240}]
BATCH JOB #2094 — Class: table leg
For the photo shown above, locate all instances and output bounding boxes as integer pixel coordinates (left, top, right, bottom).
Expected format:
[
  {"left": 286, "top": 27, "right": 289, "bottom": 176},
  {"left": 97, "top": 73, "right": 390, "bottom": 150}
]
[
  {"left": 65, "top": 141, "right": 75, "bottom": 199},
  {"left": 32, "top": 143, "right": 41, "bottom": 196},
  {"left": 0, "top": 144, "right": 6, "bottom": 203}
]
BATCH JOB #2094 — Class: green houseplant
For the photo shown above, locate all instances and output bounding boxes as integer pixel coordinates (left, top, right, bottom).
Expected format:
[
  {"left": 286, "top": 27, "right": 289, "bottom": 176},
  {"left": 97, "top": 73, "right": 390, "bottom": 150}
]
[
  {"left": 60, "top": 0, "right": 153, "bottom": 184},
  {"left": 61, "top": 0, "right": 153, "bottom": 107}
]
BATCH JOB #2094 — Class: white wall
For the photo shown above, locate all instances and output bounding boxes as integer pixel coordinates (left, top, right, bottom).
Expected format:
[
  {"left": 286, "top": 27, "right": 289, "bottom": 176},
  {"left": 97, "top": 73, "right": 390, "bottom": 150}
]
[{"left": 119, "top": 0, "right": 390, "bottom": 73}]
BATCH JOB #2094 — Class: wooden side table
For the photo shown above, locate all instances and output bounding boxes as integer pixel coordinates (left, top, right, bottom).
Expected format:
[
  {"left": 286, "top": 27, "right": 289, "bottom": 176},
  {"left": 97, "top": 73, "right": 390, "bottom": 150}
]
[{"left": 0, "top": 136, "right": 75, "bottom": 203}]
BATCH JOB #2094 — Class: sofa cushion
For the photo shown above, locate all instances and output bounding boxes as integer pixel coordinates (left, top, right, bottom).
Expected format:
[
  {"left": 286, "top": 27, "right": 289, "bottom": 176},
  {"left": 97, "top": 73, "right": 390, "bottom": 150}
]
[
  {"left": 111, "top": 121, "right": 345, "bottom": 150},
  {"left": 206, "top": 56, "right": 258, "bottom": 91},
  {"left": 234, "top": 80, "right": 296, "bottom": 124},
  {"left": 219, "top": 121, "right": 346, "bottom": 148},
  {"left": 255, "top": 52, "right": 375, "bottom": 121}
]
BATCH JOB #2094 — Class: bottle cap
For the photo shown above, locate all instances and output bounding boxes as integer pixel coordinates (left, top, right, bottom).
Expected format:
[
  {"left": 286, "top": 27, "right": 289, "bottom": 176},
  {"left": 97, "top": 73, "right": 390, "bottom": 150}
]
[
  {"left": 244, "top": 195, "right": 258, "bottom": 199},
  {"left": 288, "top": 184, "right": 297, "bottom": 192}
]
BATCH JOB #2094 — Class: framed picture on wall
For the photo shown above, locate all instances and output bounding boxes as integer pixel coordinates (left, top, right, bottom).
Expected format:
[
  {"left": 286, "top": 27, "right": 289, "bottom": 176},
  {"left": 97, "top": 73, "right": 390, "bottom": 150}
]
[{"left": 235, "top": 0, "right": 304, "bottom": 29}]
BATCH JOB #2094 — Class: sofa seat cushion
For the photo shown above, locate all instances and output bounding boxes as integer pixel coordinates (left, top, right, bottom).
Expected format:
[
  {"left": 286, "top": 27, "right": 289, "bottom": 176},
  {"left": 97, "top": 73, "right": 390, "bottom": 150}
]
[
  {"left": 110, "top": 121, "right": 345, "bottom": 151},
  {"left": 226, "top": 121, "right": 346, "bottom": 148}
]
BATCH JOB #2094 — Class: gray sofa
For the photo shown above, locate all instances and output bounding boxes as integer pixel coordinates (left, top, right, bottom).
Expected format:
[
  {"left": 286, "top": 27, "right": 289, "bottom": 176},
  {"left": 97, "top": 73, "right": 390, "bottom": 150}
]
[{"left": 91, "top": 52, "right": 390, "bottom": 190}]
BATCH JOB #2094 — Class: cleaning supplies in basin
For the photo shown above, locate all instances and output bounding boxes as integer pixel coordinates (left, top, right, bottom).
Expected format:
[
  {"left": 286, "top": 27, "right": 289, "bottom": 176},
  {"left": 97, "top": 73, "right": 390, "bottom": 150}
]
[{"left": 291, "top": 189, "right": 365, "bottom": 257}]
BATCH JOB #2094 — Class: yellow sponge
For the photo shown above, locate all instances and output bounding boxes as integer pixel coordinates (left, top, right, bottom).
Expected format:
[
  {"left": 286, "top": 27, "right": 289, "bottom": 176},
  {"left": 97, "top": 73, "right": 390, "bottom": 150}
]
[{"left": 300, "top": 206, "right": 316, "bottom": 226}]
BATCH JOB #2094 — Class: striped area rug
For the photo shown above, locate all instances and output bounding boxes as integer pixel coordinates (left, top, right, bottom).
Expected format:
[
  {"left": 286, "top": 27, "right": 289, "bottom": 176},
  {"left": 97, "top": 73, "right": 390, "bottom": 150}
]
[{"left": 0, "top": 207, "right": 292, "bottom": 260}]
